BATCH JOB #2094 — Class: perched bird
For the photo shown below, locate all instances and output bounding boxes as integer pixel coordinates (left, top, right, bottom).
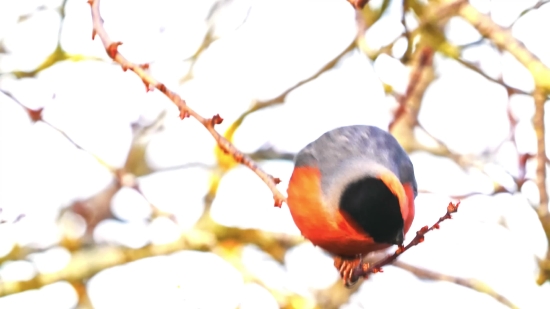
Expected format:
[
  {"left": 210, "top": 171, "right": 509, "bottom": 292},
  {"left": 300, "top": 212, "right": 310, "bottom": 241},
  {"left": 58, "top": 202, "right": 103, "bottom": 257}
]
[{"left": 286, "top": 125, "right": 417, "bottom": 286}]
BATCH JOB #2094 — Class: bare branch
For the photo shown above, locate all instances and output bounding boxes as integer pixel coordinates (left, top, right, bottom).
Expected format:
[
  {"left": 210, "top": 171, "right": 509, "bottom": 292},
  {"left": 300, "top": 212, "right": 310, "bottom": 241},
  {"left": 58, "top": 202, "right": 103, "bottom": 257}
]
[
  {"left": 534, "top": 87, "right": 548, "bottom": 217},
  {"left": 212, "top": 32, "right": 359, "bottom": 168},
  {"left": 510, "top": 0, "right": 550, "bottom": 28},
  {"left": 389, "top": 47, "right": 451, "bottom": 156},
  {"left": 400, "top": 0, "right": 411, "bottom": 62},
  {"left": 87, "top": 0, "right": 285, "bottom": 207},
  {"left": 455, "top": 58, "right": 531, "bottom": 96},
  {"left": 253, "top": 40, "right": 356, "bottom": 109},
  {"left": 351, "top": 202, "right": 460, "bottom": 281},
  {"left": 347, "top": 0, "right": 371, "bottom": 10},
  {"left": 0, "top": 214, "right": 303, "bottom": 297},
  {"left": 533, "top": 87, "right": 550, "bottom": 285},
  {"left": 394, "top": 261, "right": 520, "bottom": 309},
  {"left": 391, "top": 47, "right": 435, "bottom": 131},
  {"left": 0, "top": 236, "right": 196, "bottom": 297}
]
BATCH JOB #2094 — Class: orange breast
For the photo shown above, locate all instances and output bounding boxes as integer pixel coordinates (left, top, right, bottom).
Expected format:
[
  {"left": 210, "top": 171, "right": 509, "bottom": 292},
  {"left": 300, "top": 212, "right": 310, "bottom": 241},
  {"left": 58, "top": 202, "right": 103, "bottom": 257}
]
[
  {"left": 378, "top": 171, "right": 416, "bottom": 235},
  {"left": 403, "top": 183, "right": 415, "bottom": 234},
  {"left": 286, "top": 166, "right": 389, "bottom": 257}
]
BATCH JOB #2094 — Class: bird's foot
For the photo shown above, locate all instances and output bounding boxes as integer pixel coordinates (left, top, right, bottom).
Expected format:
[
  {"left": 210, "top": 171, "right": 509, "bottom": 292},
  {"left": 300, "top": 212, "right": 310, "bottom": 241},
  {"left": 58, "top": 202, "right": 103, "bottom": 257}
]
[{"left": 333, "top": 255, "right": 363, "bottom": 287}]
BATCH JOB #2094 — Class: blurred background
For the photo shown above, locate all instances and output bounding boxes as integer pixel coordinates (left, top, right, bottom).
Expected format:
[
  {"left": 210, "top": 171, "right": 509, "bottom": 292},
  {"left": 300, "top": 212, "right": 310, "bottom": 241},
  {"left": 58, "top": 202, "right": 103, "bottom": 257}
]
[{"left": 1, "top": 0, "right": 550, "bottom": 308}]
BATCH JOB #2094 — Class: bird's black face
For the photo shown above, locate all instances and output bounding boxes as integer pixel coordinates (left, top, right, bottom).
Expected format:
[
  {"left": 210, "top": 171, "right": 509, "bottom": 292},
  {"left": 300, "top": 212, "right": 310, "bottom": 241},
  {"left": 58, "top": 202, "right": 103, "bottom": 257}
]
[{"left": 339, "top": 177, "right": 404, "bottom": 245}]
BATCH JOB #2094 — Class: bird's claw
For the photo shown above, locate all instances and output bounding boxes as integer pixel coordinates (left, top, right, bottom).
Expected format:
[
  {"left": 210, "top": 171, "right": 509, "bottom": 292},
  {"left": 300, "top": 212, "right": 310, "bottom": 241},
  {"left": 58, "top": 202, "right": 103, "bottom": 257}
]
[{"left": 334, "top": 255, "right": 363, "bottom": 287}]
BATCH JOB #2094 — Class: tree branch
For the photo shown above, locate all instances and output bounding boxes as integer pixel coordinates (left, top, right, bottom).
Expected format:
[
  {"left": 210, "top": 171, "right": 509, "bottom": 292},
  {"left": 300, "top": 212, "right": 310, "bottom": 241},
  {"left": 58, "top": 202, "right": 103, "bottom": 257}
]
[
  {"left": 534, "top": 87, "right": 549, "bottom": 217},
  {"left": 390, "top": 46, "right": 435, "bottom": 132},
  {"left": 447, "top": 0, "right": 550, "bottom": 91},
  {"left": 0, "top": 215, "right": 303, "bottom": 297},
  {"left": 393, "top": 261, "right": 520, "bottom": 309},
  {"left": 510, "top": 0, "right": 550, "bottom": 28},
  {"left": 455, "top": 57, "right": 531, "bottom": 96},
  {"left": 347, "top": 0, "right": 371, "bottom": 10},
  {"left": 87, "top": 0, "right": 286, "bottom": 207},
  {"left": 389, "top": 46, "right": 451, "bottom": 156},
  {"left": 352, "top": 202, "right": 460, "bottom": 281},
  {"left": 401, "top": 0, "right": 412, "bottom": 62},
  {"left": 0, "top": 235, "right": 198, "bottom": 297}
]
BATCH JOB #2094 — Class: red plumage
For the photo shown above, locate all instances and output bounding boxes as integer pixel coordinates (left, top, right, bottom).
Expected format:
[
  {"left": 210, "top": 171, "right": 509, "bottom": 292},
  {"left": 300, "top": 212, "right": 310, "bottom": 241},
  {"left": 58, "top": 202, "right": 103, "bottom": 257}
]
[{"left": 285, "top": 125, "right": 417, "bottom": 286}]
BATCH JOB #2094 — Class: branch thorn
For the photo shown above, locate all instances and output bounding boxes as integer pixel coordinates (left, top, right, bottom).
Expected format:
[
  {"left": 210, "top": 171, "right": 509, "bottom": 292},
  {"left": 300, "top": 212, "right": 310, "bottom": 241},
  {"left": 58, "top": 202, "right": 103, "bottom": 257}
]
[
  {"left": 211, "top": 114, "right": 224, "bottom": 125},
  {"left": 106, "top": 42, "right": 122, "bottom": 59}
]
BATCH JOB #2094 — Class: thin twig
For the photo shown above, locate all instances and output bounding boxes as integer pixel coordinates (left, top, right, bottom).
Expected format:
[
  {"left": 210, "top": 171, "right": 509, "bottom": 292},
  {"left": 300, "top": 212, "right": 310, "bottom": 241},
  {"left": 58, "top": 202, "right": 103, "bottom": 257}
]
[
  {"left": 458, "top": 37, "right": 485, "bottom": 49},
  {"left": 533, "top": 86, "right": 550, "bottom": 284},
  {"left": 393, "top": 261, "right": 520, "bottom": 309},
  {"left": 253, "top": 39, "right": 356, "bottom": 111},
  {"left": 352, "top": 202, "right": 460, "bottom": 281},
  {"left": 211, "top": 32, "right": 358, "bottom": 169},
  {"left": 401, "top": 0, "right": 411, "bottom": 61},
  {"left": 448, "top": 0, "right": 550, "bottom": 91},
  {"left": 389, "top": 47, "right": 450, "bottom": 156},
  {"left": 87, "top": 0, "right": 285, "bottom": 207},
  {"left": 179, "top": 29, "right": 215, "bottom": 84},
  {"left": 1, "top": 89, "right": 117, "bottom": 174},
  {"left": 391, "top": 46, "right": 435, "bottom": 129},
  {"left": 510, "top": 0, "right": 550, "bottom": 28},
  {"left": 2, "top": 89, "right": 185, "bottom": 231},
  {"left": 455, "top": 58, "right": 531, "bottom": 96},
  {"left": 354, "top": 1, "right": 398, "bottom": 60},
  {"left": 232, "top": 38, "right": 356, "bottom": 128}
]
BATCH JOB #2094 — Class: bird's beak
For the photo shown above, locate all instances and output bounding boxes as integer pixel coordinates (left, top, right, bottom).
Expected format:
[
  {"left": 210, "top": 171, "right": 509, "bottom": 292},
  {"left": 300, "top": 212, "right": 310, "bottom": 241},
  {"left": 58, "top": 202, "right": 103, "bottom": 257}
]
[{"left": 391, "top": 228, "right": 404, "bottom": 245}]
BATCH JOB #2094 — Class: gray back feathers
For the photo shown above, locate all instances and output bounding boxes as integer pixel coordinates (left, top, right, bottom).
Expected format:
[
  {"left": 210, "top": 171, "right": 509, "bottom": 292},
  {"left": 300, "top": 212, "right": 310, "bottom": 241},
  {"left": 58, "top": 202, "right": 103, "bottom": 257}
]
[{"left": 294, "top": 125, "right": 417, "bottom": 202}]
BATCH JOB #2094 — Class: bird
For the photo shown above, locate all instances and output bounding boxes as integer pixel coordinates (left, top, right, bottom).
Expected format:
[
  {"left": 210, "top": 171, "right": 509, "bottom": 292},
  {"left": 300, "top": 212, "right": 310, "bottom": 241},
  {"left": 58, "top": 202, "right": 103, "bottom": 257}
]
[{"left": 286, "top": 125, "right": 417, "bottom": 287}]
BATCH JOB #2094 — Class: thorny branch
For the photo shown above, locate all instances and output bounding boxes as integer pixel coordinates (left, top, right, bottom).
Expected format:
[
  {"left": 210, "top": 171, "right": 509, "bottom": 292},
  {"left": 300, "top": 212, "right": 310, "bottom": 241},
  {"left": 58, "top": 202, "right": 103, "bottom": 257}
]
[
  {"left": 87, "top": 0, "right": 286, "bottom": 207},
  {"left": 352, "top": 202, "right": 460, "bottom": 281}
]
